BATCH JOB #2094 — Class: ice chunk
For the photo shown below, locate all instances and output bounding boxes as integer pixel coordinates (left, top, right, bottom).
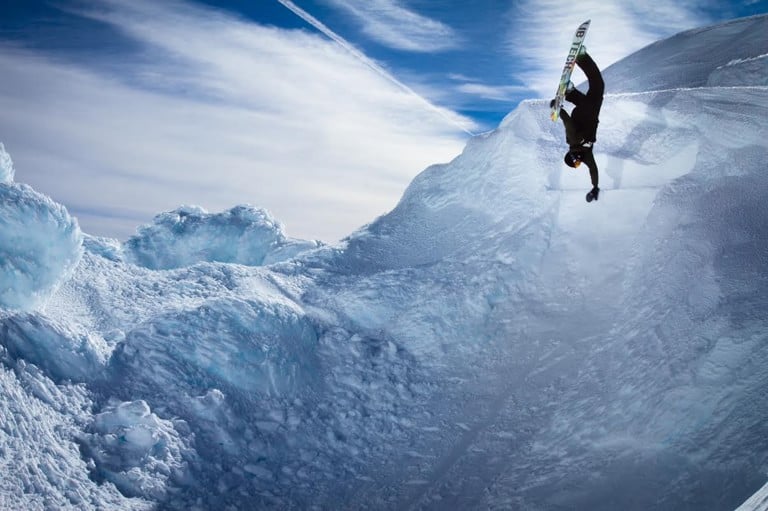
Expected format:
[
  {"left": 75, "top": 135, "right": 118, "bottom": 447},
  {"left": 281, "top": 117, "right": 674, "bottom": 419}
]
[
  {"left": 0, "top": 183, "right": 83, "bottom": 311},
  {"left": 84, "top": 399, "right": 194, "bottom": 500},
  {"left": 0, "top": 143, "right": 13, "bottom": 183},
  {"left": 188, "top": 389, "right": 241, "bottom": 456},
  {"left": 123, "top": 205, "right": 319, "bottom": 269}
]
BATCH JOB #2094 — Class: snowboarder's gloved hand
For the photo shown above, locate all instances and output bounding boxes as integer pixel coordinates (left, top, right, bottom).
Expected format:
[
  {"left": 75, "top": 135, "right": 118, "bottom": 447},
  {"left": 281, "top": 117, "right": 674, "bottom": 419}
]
[
  {"left": 549, "top": 98, "right": 556, "bottom": 109},
  {"left": 590, "top": 186, "right": 600, "bottom": 200}
]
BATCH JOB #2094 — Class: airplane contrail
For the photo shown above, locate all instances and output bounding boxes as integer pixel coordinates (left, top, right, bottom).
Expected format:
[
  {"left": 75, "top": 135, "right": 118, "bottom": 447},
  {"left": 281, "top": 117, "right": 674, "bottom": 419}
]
[{"left": 275, "top": 0, "right": 475, "bottom": 136}]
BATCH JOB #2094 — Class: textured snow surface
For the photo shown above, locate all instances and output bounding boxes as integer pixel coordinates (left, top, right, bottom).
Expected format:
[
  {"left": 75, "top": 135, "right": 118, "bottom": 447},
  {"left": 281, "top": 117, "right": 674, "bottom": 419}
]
[
  {"left": 1, "top": 14, "right": 768, "bottom": 511},
  {"left": 0, "top": 351, "right": 149, "bottom": 510}
]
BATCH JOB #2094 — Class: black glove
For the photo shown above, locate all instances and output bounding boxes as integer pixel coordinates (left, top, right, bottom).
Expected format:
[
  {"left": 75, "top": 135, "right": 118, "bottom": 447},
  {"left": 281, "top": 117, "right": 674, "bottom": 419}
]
[
  {"left": 590, "top": 186, "right": 600, "bottom": 200},
  {"left": 549, "top": 98, "right": 556, "bottom": 109}
]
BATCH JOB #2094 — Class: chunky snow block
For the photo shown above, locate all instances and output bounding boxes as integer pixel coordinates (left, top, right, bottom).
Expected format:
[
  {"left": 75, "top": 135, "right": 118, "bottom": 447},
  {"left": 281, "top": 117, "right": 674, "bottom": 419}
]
[
  {"left": 0, "top": 143, "right": 14, "bottom": 183},
  {"left": 124, "top": 205, "right": 319, "bottom": 270},
  {"left": 0, "top": 183, "right": 82, "bottom": 311}
]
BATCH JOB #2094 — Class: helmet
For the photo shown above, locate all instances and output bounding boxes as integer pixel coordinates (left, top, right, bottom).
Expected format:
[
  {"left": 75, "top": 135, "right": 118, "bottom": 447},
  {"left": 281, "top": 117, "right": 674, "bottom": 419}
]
[{"left": 564, "top": 151, "right": 582, "bottom": 168}]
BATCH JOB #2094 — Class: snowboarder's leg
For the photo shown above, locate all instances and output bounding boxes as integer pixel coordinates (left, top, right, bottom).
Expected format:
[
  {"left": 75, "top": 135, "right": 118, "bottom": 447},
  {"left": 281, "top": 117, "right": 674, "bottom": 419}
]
[{"left": 576, "top": 52, "right": 604, "bottom": 100}]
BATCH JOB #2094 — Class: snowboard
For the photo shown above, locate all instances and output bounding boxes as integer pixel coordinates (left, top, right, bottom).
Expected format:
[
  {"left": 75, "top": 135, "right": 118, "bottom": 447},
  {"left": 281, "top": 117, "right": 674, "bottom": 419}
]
[{"left": 550, "top": 19, "right": 591, "bottom": 122}]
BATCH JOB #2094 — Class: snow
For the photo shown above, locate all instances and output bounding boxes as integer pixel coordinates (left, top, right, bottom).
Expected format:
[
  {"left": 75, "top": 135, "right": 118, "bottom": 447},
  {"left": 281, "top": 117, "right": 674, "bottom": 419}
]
[
  {"left": 602, "top": 14, "right": 768, "bottom": 93},
  {"left": 737, "top": 481, "right": 768, "bottom": 511},
  {"left": 1, "top": 13, "right": 768, "bottom": 511},
  {"left": 709, "top": 53, "right": 768, "bottom": 87}
]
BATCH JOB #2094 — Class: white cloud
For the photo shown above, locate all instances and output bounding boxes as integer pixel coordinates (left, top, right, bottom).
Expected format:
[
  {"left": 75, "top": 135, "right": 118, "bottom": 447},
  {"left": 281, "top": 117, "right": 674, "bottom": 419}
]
[
  {"left": 325, "top": 0, "right": 460, "bottom": 52},
  {"left": 0, "top": 0, "right": 471, "bottom": 242},
  {"left": 455, "top": 83, "right": 532, "bottom": 101},
  {"left": 275, "top": 0, "right": 474, "bottom": 135},
  {"left": 508, "top": 0, "right": 713, "bottom": 97}
]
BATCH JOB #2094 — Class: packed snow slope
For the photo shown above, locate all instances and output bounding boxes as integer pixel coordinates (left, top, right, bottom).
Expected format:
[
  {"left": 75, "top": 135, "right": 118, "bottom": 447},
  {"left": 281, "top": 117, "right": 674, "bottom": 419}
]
[{"left": 0, "top": 13, "right": 767, "bottom": 511}]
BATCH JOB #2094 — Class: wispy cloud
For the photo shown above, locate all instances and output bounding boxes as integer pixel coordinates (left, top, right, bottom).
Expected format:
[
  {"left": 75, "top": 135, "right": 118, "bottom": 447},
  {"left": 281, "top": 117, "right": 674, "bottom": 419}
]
[
  {"left": 324, "top": 0, "right": 460, "bottom": 52},
  {"left": 454, "top": 82, "right": 532, "bottom": 102},
  {"left": 0, "top": 0, "right": 472, "bottom": 242},
  {"left": 508, "top": 0, "right": 713, "bottom": 97},
  {"left": 275, "top": 0, "right": 475, "bottom": 135}
]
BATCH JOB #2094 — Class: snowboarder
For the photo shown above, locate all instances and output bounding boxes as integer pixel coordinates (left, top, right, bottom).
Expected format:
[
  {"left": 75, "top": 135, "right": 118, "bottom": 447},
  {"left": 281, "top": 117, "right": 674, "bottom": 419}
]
[{"left": 550, "top": 49, "right": 604, "bottom": 202}]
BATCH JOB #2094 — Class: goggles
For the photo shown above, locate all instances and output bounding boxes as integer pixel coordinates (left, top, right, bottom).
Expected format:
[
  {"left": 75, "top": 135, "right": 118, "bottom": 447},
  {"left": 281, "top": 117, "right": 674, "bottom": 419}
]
[{"left": 571, "top": 153, "right": 582, "bottom": 168}]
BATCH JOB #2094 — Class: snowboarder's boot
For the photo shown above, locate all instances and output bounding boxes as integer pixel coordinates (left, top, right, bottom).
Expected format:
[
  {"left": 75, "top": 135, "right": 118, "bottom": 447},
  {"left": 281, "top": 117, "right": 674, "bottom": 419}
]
[{"left": 576, "top": 45, "right": 588, "bottom": 64}]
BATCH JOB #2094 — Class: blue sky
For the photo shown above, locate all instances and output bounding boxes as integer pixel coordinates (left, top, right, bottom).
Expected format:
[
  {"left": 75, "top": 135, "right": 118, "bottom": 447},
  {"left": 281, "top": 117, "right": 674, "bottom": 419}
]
[{"left": 0, "top": 0, "right": 766, "bottom": 242}]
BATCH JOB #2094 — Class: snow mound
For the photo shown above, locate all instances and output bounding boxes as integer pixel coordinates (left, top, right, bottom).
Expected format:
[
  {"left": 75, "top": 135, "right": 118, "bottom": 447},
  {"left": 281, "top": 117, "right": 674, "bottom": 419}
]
[
  {"left": 1, "top": 312, "right": 108, "bottom": 383},
  {"left": 83, "top": 399, "right": 194, "bottom": 501},
  {"left": 124, "top": 205, "right": 319, "bottom": 270},
  {"left": 0, "top": 183, "right": 83, "bottom": 311},
  {"left": 337, "top": 106, "right": 550, "bottom": 273},
  {"left": 109, "top": 297, "right": 318, "bottom": 400},
  {"left": 604, "top": 14, "right": 768, "bottom": 92},
  {"left": 0, "top": 143, "right": 14, "bottom": 183}
]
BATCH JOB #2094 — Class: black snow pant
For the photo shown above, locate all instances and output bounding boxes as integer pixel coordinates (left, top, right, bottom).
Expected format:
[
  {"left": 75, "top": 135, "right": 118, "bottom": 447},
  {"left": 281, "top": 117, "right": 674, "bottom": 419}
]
[{"left": 564, "top": 52, "right": 604, "bottom": 144}]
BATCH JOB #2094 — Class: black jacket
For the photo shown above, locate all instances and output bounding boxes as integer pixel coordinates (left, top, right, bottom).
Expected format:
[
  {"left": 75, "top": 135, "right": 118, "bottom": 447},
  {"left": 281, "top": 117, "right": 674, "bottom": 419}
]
[{"left": 559, "top": 52, "right": 604, "bottom": 187}]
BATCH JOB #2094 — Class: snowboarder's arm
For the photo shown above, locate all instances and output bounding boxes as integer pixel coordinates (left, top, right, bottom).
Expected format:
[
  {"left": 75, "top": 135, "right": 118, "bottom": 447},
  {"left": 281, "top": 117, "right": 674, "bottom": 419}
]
[
  {"left": 581, "top": 150, "right": 599, "bottom": 188},
  {"left": 560, "top": 110, "right": 582, "bottom": 147},
  {"left": 565, "top": 87, "right": 587, "bottom": 106}
]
